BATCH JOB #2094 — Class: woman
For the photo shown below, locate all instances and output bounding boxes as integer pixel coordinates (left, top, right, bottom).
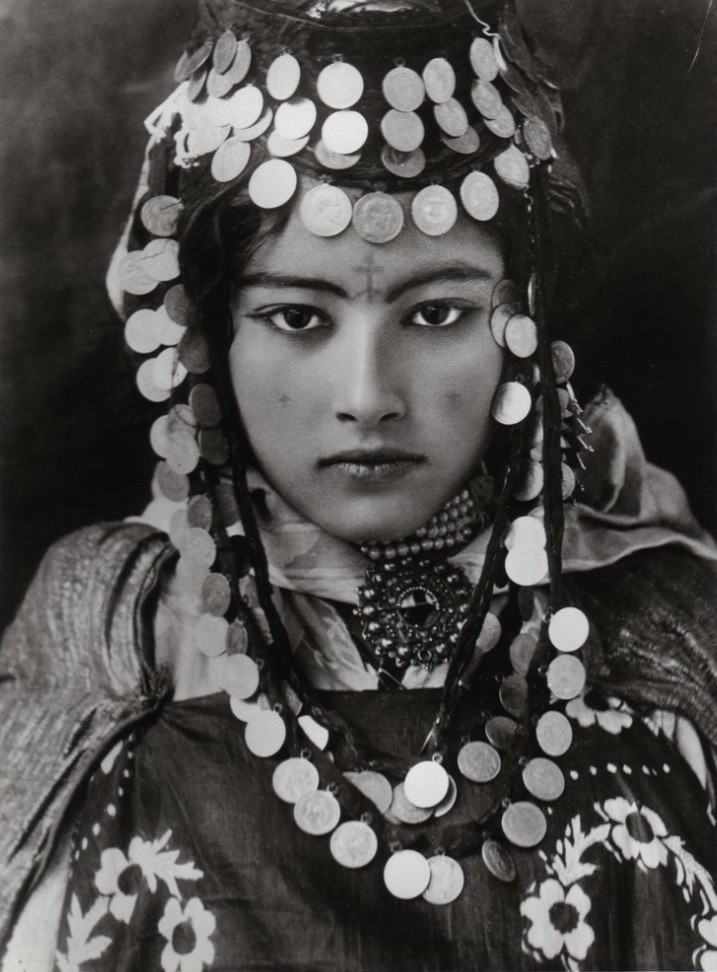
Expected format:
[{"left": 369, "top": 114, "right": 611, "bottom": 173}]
[{"left": 2, "top": 0, "right": 717, "bottom": 969}]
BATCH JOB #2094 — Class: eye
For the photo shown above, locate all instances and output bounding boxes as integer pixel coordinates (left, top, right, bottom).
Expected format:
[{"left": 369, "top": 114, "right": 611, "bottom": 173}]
[
  {"left": 257, "top": 305, "right": 327, "bottom": 332},
  {"left": 407, "top": 302, "right": 466, "bottom": 328}
]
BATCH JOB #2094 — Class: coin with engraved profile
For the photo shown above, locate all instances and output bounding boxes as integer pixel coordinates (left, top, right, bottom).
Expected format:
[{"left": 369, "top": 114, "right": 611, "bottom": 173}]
[
  {"left": 352, "top": 192, "right": 404, "bottom": 244},
  {"left": 330, "top": 821, "right": 378, "bottom": 869},
  {"left": 272, "top": 757, "right": 320, "bottom": 804},
  {"left": 411, "top": 185, "right": 458, "bottom": 236},
  {"left": 300, "top": 184, "right": 353, "bottom": 237},
  {"left": 422, "top": 855, "right": 465, "bottom": 905},
  {"left": 293, "top": 789, "right": 341, "bottom": 835}
]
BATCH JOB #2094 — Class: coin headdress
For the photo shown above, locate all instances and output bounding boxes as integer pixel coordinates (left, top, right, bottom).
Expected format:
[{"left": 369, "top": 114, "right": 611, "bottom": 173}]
[{"left": 110, "top": 0, "right": 596, "bottom": 897}]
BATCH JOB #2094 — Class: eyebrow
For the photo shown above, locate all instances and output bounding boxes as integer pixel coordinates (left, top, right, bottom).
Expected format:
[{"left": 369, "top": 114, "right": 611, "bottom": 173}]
[{"left": 239, "top": 261, "right": 494, "bottom": 303}]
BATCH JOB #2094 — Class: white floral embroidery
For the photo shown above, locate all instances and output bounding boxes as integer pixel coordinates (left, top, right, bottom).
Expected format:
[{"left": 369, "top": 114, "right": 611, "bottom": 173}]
[
  {"left": 55, "top": 897, "right": 111, "bottom": 972},
  {"left": 600, "top": 797, "right": 668, "bottom": 870},
  {"left": 521, "top": 878, "right": 595, "bottom": 963},
  {"left": 565, "top": 692, "right": 632, "bottom": 734},
  {"left": 159, "top": 896, "right": 217, "bottom": 972}
]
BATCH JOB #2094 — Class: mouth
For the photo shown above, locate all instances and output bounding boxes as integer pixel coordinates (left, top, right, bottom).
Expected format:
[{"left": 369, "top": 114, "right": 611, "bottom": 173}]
[{"left": 318, "top": 449, "right": 426, "bottom": 484}]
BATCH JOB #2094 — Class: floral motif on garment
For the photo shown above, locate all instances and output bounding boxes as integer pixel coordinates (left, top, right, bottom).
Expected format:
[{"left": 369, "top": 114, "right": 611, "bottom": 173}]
[
  {"left": 55, "top": 830, "right": 215, "bottom": 972},
  {"left": 565, "top": 690, "right": 633, "bottom": 735},
  {"left": 520, "top": 799, "right": 717, "bottom": 971}
]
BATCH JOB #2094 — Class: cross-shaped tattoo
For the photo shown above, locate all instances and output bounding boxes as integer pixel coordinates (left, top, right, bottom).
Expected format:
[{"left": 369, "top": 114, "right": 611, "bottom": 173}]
[
  {"left": 279, "top": 394, "right": 291, "bottom": 407},
  {"left": 353, "top": 253, "right": 383, "bottom": 303}
]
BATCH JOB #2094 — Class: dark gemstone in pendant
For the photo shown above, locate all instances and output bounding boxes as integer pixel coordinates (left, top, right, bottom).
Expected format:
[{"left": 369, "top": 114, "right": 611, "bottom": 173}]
[{"left": 397, "top": 588, "right": 441, "bottom": 629}]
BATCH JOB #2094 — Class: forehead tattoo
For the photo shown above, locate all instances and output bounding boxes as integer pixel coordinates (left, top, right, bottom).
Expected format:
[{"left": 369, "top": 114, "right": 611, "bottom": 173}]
[{"left": 353, "top": 254, "right": 384, "bottom": 303}]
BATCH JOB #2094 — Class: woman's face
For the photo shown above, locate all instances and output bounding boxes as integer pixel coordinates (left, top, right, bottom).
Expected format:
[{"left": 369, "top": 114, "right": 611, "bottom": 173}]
[{"left": 230, "top": 185, "right": 505, "bottom": 543}]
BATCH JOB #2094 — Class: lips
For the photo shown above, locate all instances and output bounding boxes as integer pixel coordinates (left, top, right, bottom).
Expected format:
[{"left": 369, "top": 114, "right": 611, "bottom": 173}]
[
  {"left": 318, "top": 448, "right": 425, "bottom": 467},
  {"left": 318, "top": 449, "right": 426, "bottom": 485}
]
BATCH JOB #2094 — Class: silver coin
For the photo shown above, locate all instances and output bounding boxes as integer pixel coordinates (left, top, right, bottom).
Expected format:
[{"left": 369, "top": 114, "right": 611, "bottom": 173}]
[
  {"left": 523, "top": 115, "right": 553, "bottom": 160},
  {"left": 499, "top": 673, "right": 528, "bottom": 718},
  {"left": 504, "top": 547, "right": 549, "bottom": 587},
  {"left": 382, "top": 65, "right": 425, "bottom": 112},
  {"left": 411, "top": 185, "right": 457, "bottom": 236},
  {"left": 460, "top": 170, "right": 499, "bottom": 222},
  {"left": 224, "top": 38, "right": 252, "bottom": 85},
  {"left": 248, "top": 159, "right": 298, "bottom": 209},
  {"left": 186, "top": 67, "right": 208, "bottom": 102},
  {"left": 207, "top": 67, "right": 235, "bottom": 100},
  {"left": 380, "top": 145, "right": 426, "bottom": 179},
  {"left": 156, "top": 461, "right": 189, "bottom": 502},
  {"left": 404, "top": 761, "right": 450, "bottom": 809},
  {"left": 317, "top": 61, "right": 364, "bottom": 109},
  {"left": 125, "top": 309, "right": 162, "bottom": 355},
  {"left": 505, "top": 313, "right": 538, "bottom": 358},
  {"left": 193, "top": 612, "right": 229, "bottom": 658},
  {"left": 141, "top": 195, "right": 182, "bottom": 237},
  {"left": 213, "top": 29, "right": 238, "bottom": 74},
  {"left": 492, "top": 279, "right": 520, "bottom": 308},
  {"left": 298, "top": 714, "right": 330, "bottom": 751},
  {"left": 165, "top": 285, "right": 193, "bottom": 326},
  {"left": 300, "top": 184, "right": 353, "bottom": 237},
  {"left": 485, "top": 106, "right": 517, "bottom": 139},
  {"left": 119, "top": 252, "right": 156, "bottom": 296},
  {"left": 481, "top": 838, "right": 517, "bottom": 882},
  {"left": 434, "top": 99, "right": 468, "bottom": 138},
  {"left": 274, "top": 96, "right": 317, "bottom": 140},
  {"left": 561, "top": 463, "right": 577, "bottom": 500},
  {"left": 471, "top": 79, "right": 502, "bottom": 119},
  {"left": 245, "top": 710, "right": 286, "bottom": 758},
  {"left": 149, "top": 415, "right": 170, "bottom": 458},
  {"left": 189, "top": 383, "right": 221, "bottom": 426},
  {"left": 380, "top": 109, "right": 424, "bottom": 153},
  {"left": 229, "top": 692, "right": 269, "bottom": 723},
  {"left": 423, "top": 775, "right": 454, "bottom": 821},
  {"left": 272, "top": 757, "right": 320, "bottom": 804},
  {"left": 390, "top": 782, "right": 433, "bottom": 824},
  {"left": 186, "top": 119, "right": 231, "bottom": 158},
  {"left": 181, "top": 527, "right": 217, "bottom": 570},
  {"left": 514, "top": 460, "right": 544, "bottom": 502},
  {"left": 330, "top": 820, "right": 378, "bottom": 869},
  {"left": 153, "top": 346, "right": 188, "bottom": 391},
  {"left": 501, "top": 800, "right": 547, "bottom": 848},
  {"left": 168, "top": 506, "right": 189, "bottom": 550},
  {"left": 523, "top": 757, "right": 565, "bottom": 802},
  {"left": 469, "top": 37, "right": 499, "bottom": 81},
  {"left": 343, "top": 770, "right": 393, "bottom": 814},
  {"left": 314, "top": 139, "right": 361, "bottom": 170},
  {"left": 179, "top": 330, "right": 211, "bottom": 374},
  {"left": 422, "top": 57, "right": 455, "bottom": 104},
  {"left": 182, "top": 39, "right": 213, "bottom": 79},
  {"left": 457, "top": 741, "right": 501, "bottom": 783},
  {"left": 266, "top": 130, "right": 310, "bottom": 158},
  {"left": 383, "top": 850, "right": 431, "bottom": 899},
  {"left": 509, "top": 632, "right": 538, "bottom": 677},
  {"left": 549, "top": 606, "right": 589, "bottom": 653},
  {"left": 442, "top": 127, "right": 481, "bottom": 155},
  {"left": 476, "top": 611, "right": 502, "bottom": 653},
  {"left": 199, "top": 428, "right": 227, "bottom": 467},
  {"left": 136, "top": 359, "right": 169, "bottom": 402},
  {"left": 227, "top": 619, "right": 249, "bottom": 655},
  {"left": 551, "top": 340, "right": 576, "bottom": 382},
  {"left": 536, "top": 710, "right": 573, "bottom": 757},
  {"left": 233, "top": 106, "right": 273, "bottom": 142},
  {"left": 352, "top": 192, "right": 404, "bottom": 244},
  {"left": 321, "top": 110, "right": 368, "bottom": 155},
  {"left": 293, "top": 789, "right": 341, "bottom": 835},
  {"left": 186, "top": 495, "right": 212, "bottom": 531},
  {"left": 141, "top": 239, "right": 180, "bottom": 283},
  {"left": 489, "top": 303, "right": 519, "bottom": 347},
  {"left": 494, "top": 145, "right": 530, "bottom": 188},
  {"left": 156, "top": 308, "right": 186, "bottom": 347},
  {"left": 266, "top": 53, "right": 301, "bottom": 101},
  {"left": 217, "top": 652, "right": 260, "bottom": 700},
  {"left": 211, "top": 137, "right": 251, "bottom": 183},
  {"left": 201, "top": 572, "right": 231, "bottom": 616},
  {"left": 491, "top": 381, "right": 532, "bottom": 425},
  {"left": 485, "top": 715, "right": 518, "bottom": 750},
  {"left": 422, "top": 855, "right": 465, "bottom": 905},
  {"left": 547, "top": 655, "right": 586, "bottom": 701},
  {"left": 225, "top": 85, "right": 264, "bottom": 131},
  {"left": 165, "top": 428, "right": 198, "bottom": 474},
  {"left": 504, "top": 515, "right": 546, "bottom": 551}
]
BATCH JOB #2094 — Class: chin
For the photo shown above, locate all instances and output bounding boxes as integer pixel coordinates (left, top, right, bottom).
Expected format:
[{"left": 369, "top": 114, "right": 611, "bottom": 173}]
[{"left": 314, "top": 496, "right": 436, "bottom": 544}]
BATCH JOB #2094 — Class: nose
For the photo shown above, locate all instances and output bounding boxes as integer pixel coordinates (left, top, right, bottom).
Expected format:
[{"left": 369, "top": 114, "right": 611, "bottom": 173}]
[{"left": 332, "top": 319, "right": 406, "bottom": 427}]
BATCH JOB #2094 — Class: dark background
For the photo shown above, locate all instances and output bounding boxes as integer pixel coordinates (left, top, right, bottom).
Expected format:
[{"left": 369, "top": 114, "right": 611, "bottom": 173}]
[{"left": 1, "top": 0, "right": 715, "bottom": 628}]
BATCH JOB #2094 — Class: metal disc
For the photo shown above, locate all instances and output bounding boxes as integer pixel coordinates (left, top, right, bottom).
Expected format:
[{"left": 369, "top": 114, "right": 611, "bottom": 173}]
[
  {"left": 471, "top": 79, "right": 502, "bottom": 119},
  {"left": 547, "top": 655, "right": 587, "bottom": 701},
  {"left": 476, "top": 611, "right": 502, "bottom": 653},
  {"left": 300, "top": 184, "right": 353, "bottom": 237},
  {"left": 434, "top": 99, "right": 469, "bottom": 138},
  {"left": 422, "top": 855, "right": 465, "bottom": 905},
  {"left": 156, "top": 462, "right": 189, "bottom": 501},
  {"left": 179, "top": 527, "right": 215, "bottom": 566},
  {"left": 213, "top": 29, "right": 238, "bottom": 73},
  {"left": 211, "top": 137, "right": 251, "bottom": 183},
  {"left": 501, "top": 800, "right": 547, "bottom": 848},
  {"left": 224, "top": 39, "right": 252, "bottom": 85},
  {"left": 504, "top": 547, "right": 549, "bottom": 587},
  {"left": 165, "top": 429, "right": 198, "bottom": 474},
  {"left": 551, "top": 340, "right": 576, "bottom": 382},
  {"left": 234, "top": 106, "right": 273, "bottom": 142},
  {"left": 523, "top": 115, "right": 553, "bottom": 160},
  {"left": 272, "top": 757, "right": 320, "bottom": 804},
  {"left": 230, "top": 691, "right": 268, "bottom": 723},
  {"left": 322, "top": 110, "right": 369, "bottom": 154},
  {"left": 485, "top": 106, "right": 517, "bottom": 139},
  {"left": 505, "top": 313, "right": 538, "bottom": 358},
  {"left": 298, "top": 714, "right": 330, "bottom": 751},
  {"left": 383, "top": 850, "right": 431, "bottom": 899},
  {"left": 411, "top": 185, "right": 457, "bottom": 236},
  {"left": 422, "top": 57, "right": 455, "bottom": 104},
  {"left": 245, "top": 710, "right": 287, "bottom": 758},
  {"left": 125, "top": 309, "right": 162, "bottom": 355},
  {"left": 382, "top": 65, "right": 425, "bottom": 111},
  {"left": 141, "top": 195, "right": 182, "bottom": 237},
  {"left": 149, "top": 415, "right": 169, "bottom": 458},
  {"left": 343, "top": 770, "right": 393, "bottom": 814},
  {"left": 142, "top": 239, "right": 180, "bottom": 283},
  {"left": 491, "top": 381, "right": 532, "bottom": 425},
  {"left": 442, "top": 127, "right": 481, "bottom": 155},
  {"left": 380, "top": 109, "right": 424, "bottom": 153},
  {"left": 381, "top": 145, "right": 426, "bottom": 179},
  {"left": 352, "top": 192, "right": 404, "bottom": 244},
  {"left": 504, "top": 515, "right": 546, "bottom": 551},
  {"left": 193, "top": 613, "right": 229, "bottom": 658},
  {"left": 457, "top": 740, "right": 501, "bottom": 783},
  {"left": 207, "top": 68, "right": 236, "bottom": 100},
  {"left": 189, "top": 383, "right": 221, "bottom": 426},
  {"left": 330, "top": 821, "right": 378, "bottom": 869},
  {"left": 275, "top": 97, "right": 318, "bottom": 140},
  {"left": 135, "top": 359, "right": 169, "bottom": 402},
  {"left": 156, "top": 309, "right": 185, "bottom": 347},
  {"left": 514, "top": 460, "right": 544, "bottom": 502},
  {"left": 248, "top": 159, "right": 298, "bottom": 209},
  {"left": 199, "top": 427, "right": 227, "bottom": 466},
  {"left": 485, "top": 715, "right": 518, "bottom": 750},
  {"left": 201, "top": 572, "right": 231, "bottom": 617},
  {"left": 481, "top": 838, "right": 517, "bottom": 882},
  {"left": 459, "top": 170, "right": 499, "bottom": 222},
  {"left": 523, "top": 757, "right": 565, "bottom": 802},
  {"left": 186, "top": 67, "right": 208, "bottom": 103},
  {"left": 267, "top": 130, "right": 310, "bottom": 158},
  {"left": 536, "top": 710, "right": 573, "bottom": 757},
  {"left": 390, "top": 782, "right": 433, "bottom": 824},
  {"left": 293, "top": 789, "right": 341, "bottom": 835},
  {"left": 509, "top": 632, "right": 538, "bottom": 677},
  {"left": 549, "top": 606, "right": 589, "bottom": 653},
  {"left": 494, "top": 145, "right": 530, "bottom": 188},
  {"left": 179, "top": 330, "right": 211, "bottom": 374},
  {"left": 470, "top": 37, "right": 499, "bottom": 81},
  {"left": 314, "top": 139, "right": 361, "bottom": 170},
  {"left": 490, "top": 303, "right": 519, "bottom": 347},
  {"left": 266, "top": 53, "right": 301, "bottom": 101},
  {"left": 181, "top": 39, "right": 213, "bottom": 80},
  {"left": 165, "top": 285, "right": 193, "bottom": 326},
  {"left": 499, "top": 673, "right": 528, "bottom": 718},
  {"left": 492, "top": 279, "right": 520, "bottom": 308},
  {"left": 404, "top": 761, "right": 450, "bottom": 809},
  {"left": 227, "top": 85, "right": 264, "bottom": 130},
  {"left": 217, "top": 652, "right": 260, "bottom": 699},
  {"left": 119, "top": 252, "right": 156, "bottom": 296},
  {"left": 561, "top": 463, "right": 577, "bottom": 500},
  {"left": 227, "top": 619, "right": 249, "bottom": 655},
  {"left": 433, "top": 774, "right": 458, "bottom": 817},
  {"left": 317, "top": 61, "right": 364, "bottom": 109}
]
